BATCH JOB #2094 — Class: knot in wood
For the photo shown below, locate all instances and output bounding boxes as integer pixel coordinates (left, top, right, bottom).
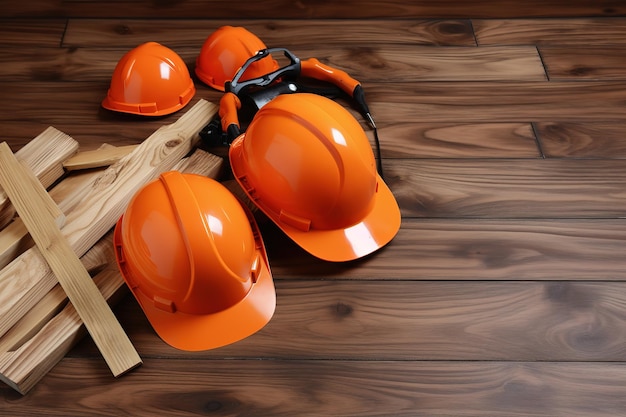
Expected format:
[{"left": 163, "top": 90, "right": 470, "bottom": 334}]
[
  {"left": 333, "top": 302, "right": 354, "bottom": 318},
  {"left": 114, "top": 24, "right": 132, "bottom": 35},
  {"left": 165, "top": 139, "right": 182, "bottom": 148}
]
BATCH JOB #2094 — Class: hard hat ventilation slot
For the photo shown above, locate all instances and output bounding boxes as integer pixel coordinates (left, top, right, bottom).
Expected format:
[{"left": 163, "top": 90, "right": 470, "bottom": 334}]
[
  {"left": 237, "top": 175, "right": 257, "bottom": 198},
  {"left": 279, "top": 210, "right": 311, "bottom": 232},
  {"left": 154, "top": 296, "right": 176, "bottom": 313},
  {"left": 250, "top": 255, "right": 261, "bottom": 283}
]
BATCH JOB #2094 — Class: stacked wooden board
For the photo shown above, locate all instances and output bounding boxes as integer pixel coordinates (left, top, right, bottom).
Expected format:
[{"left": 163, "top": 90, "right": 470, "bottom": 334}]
[{"left": 0, "top": 99, "right": 222, "bottom": 394}]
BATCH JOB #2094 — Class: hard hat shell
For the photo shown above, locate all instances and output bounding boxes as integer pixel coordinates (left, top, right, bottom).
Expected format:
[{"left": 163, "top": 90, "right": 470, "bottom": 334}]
[
  {"left": 229, "top": 93, "right": 401, "bottom": 262},
  {"left": 114, "top": 171, "right": 275, "bottom": 351},
  {"left": 102, "top": 42, "right": 196, "bottom": 116},
  {"left": 195, "top": 26, "right": 279, "bottom": 91}
]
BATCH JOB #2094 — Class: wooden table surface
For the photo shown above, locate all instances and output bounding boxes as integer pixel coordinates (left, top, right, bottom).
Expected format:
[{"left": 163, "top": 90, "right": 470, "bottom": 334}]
[{"left": 2, "top": 2, "right": 626, "bottom": 416}]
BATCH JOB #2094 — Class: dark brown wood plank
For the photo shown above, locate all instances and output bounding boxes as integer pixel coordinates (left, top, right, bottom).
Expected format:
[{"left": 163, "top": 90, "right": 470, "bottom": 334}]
[
  {"left": 475, "top": 18, "right": 626, "bottom": 46},
  {"left": 96, "top": 280, "right": 626, "bottom": 361},
  {"left": 0, "top": 45, "right": 545, "bottom": 83},
  {"left": 308, "top": 45, "right": 545, "bottom": 82},
  {"left": 0, "top": 82, "right": 222, "bottom": 150},
  {"left": 390, "top": 159, "right": 626, "bottom": 218},
  {"left": 1, "top": 7, "right": 626, "bottom": 415},
  {"left": 367, "top": 81, "right": 626, "bottom": 123},
  {"left": 540, "top": 46, "right": 626, "bottom": 80},
  {"left": 0, "top": 46, "right": 156, "bottom": 82},
  {"left": 380, "top": 122, "right": 539, "bottom": 158},
  {"left": 3, "top": 358, "right": 625, "bottom": 417},
  {"left": 260, "top": 219, "right": 626, "bottom": 281},
  {"left": 4, "top": 80, "right": 626, "bottom": 150},
  {"left": 0, "top": 19, "right": 66, "bottom": 46},
  {"left": 62, "top": 19, "right": 476, "bottom": 48},
  {"left": 537, "top": 122, "right": 626, "bottom": 158},
  {"left": 3, "top": 1, "right": 625, "bottom": 18}
]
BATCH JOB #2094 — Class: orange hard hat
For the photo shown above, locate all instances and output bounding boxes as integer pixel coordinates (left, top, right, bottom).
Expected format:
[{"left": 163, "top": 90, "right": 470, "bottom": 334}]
[
  {"left": 195, "top": 26, "right": 279, "bottom": 91},
  {"left": 113, "top": 171, "right": 275, "bottom": 351},
  {"left": 102, "top": 42, "right": 196, "bottom": 116},
  {"left": 229, "top": 93, "right": 401, "bottom": 262}
]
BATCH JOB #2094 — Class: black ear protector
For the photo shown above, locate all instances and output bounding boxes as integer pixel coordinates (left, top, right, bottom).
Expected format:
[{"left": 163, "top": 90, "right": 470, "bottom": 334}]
[{"left": 200, "top": 47, "right": 383, "bottom": 178}]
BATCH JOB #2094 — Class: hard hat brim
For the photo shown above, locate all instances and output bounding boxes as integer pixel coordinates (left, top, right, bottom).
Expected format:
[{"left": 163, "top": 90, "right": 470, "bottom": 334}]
[
  {"left": 114, "top": 216, "right": 276, "bottom": 352},
  {"left": 281, "top": 176, "right": 401, "bottom": 262},
  {"left": 230, "top": 134, "right": 401, "bottom": 262},
  {"left": 101, "top": 81, "right": 196, "bottom": 117}
]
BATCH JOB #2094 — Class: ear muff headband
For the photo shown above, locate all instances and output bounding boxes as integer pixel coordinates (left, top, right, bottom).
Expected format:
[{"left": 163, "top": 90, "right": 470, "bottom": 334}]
[{"left": 208, "top": 47, "right": 384, "bottom": 178}]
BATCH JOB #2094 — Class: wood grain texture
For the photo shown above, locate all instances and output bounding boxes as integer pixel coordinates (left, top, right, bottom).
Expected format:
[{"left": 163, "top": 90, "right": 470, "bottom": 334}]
[
  {"left": 0, "top": 149, "right": 223, "bottom": 394},
  {"left": 536, "top": 122, "right": 626, "bottom": 158},
  {"left": 389, "top": 159, "right": 626, "bottom": 218},
  {"left": 378, "top": 122, "right": 539, "bottom": 158},
  {"left": 0, "top": 45, "right": 544, "bottom": 83},
  {"left": 540, "top": 46, "right": 626, "bottom": 80},
  {"left": 6, "top": 80, "right": 626, "bottom": 149},
  {"left": 260, "top": 219, "right": 626, "bottom": 281},
  {"left": 0, "top": 84, "right": 222, "bottom": 150},
  {"left": 63, "top": 144, "right": 138, "bottom": 171},
  {"left": 3, "top": 359, "right": 626, "bottom": 417},
  {"left": 62, "top": 19, "right": 476, "bottom": 48},
  {"left": 0, "top": 268, "right": 127, "bottom": 395},
  {"left": 0, "top": 126, "right": 78, "bottom": 229},
  {"left": 366, "top": 81, "right": 626, "bottom": 123},
  {"left": 3, "top": 1, "right": 625, "bottom": 18},
  {"left": 0, "top": 142, "right": 141, "bottom": 377},
  {"left": 475, "top": 18, "right": 626, "bottom": 46},
  {"left": 98, "top": 280, "right": 626, "bottom": 362},
  {"left": 303, "top": 45, "right": 546, "bottom": 82},
  {"left": 2, "top": 4, "right": 626, "bottom": 416},
  {"left": 0, "top": 19, "right": 66, "bottom": 46},
  {"left": 0, "top": 100, "right": 216, "bottom": 342}
]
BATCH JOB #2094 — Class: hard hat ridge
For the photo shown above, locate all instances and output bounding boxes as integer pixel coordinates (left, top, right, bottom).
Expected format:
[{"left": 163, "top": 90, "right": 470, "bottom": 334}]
[{"left": 114, "top": 171, "right": 275, "bottom": 351}]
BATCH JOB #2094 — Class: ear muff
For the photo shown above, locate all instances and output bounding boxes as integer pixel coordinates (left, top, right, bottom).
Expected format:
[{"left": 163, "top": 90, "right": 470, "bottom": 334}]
[{"left": 204, "top": 46, "right": 384, "bottom": 178}]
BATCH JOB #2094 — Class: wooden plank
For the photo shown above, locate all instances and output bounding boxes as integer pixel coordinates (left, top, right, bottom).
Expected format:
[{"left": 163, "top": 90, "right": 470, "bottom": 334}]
[
  {"left": 0, "top": 84, "right": 223, "bottom": 150},
  {"left": 5, "top": 81, "right": 626, "bottom": 151},
  {"left": 0, "top": 221, "right": 33, "bottom": 271},
  {"left": 379, "top": 122, "right": 539, "bottom": 158},
  {"left": 536, "top": 122, "right": 626, "bottom": 158},
  {"left": 540, "top": 46, "right": 626, "bottom": 80},
  {"left": 0, "top": 149, "right": 223, "bottom": 394},
  {"left": 62, "top": 144, "right": 138, "bottom": 171},
  {"left": 108, "top": 280, "right": 626, "bottom": 362},
  {"left": 298, "top": 45, "right": 546, "bottom": 82},
  {"left": 0, "top": 167, "right": 103, "bottom": 271},
  {"left": 475, "top": 18, "right": 626, "bottom": 46},
  {"left": 13, "top": 156, "right": 65, "bottom": 228},
  {"left": 0, "top": 152, "right": 212, "bottom": 351},
  {"left": 62, "top": 19, "right": 476, "bottom": 48},
  {"left": 0, "top": 233, "right": 115, "bottom": 354},
  {"left": 388, "top": 159, "right": 626, "bottom": 218},
  {"left": 3, "top": 1, "right": 625, "bottom": 18},
  {"left": 7, "top": 359, "right": 626, "bottom": 417},
  {"left": 0, "top": 269, "right": 127, "bottom": 395},
  {"left": 14, "top": 126, "right": 78, "bottom": 192},
  {"left": 0, "top": 126, "right": 78, "bottom": 229},
  {"left": 106, "top": 275, "right": 626, "bottom": 362},
  {"left": 363, "top": 81, "right": 626, "bottom": 123},
  {"left": 0, "top": 45, "right": 544, "bottom": 83},
  {"left": 260, "top": 219, "right": 626, "bottom": 281},
  {"left": 0, "top": 141, "right": 142, "bottom": 377},
  {"left": 0, "top": 99, "right": 217, "bottom": 341},
  {"left": 170, "top": 148, "right": 224, "bottom": 177},
  {"left": 0, "top": 46, "right": 126, "bottom": 82},
  {"left": 0, "top": 19, "right": 66, "bottom": 46}
]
